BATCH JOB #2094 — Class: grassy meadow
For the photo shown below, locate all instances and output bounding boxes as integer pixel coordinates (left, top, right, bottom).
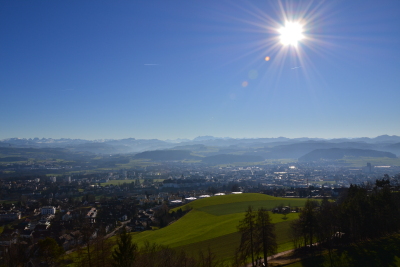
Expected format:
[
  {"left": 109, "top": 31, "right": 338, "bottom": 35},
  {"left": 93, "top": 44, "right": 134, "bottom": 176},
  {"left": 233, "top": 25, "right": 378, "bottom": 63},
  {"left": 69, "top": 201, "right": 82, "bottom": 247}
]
[
  {"left": 131, "top": 193, "right": 309, "bottom": 262},
  {"left": 99, "top": 179, "right": 164, "bottom": 186}
]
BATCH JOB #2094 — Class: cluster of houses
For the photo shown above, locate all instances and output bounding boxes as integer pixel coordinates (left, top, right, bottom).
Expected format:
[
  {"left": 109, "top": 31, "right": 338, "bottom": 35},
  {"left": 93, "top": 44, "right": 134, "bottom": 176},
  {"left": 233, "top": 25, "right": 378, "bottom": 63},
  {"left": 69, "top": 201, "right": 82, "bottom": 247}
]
[{"left": 0, "top": 204, "right": 101, "bottom": 251}]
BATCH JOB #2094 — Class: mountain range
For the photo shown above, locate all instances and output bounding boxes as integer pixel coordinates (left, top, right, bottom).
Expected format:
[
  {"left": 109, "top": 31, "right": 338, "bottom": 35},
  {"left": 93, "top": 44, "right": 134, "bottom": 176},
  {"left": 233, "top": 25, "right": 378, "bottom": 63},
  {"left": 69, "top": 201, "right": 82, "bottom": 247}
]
[{"left": 1, "top": 135, "right": 399, "bottom": 162}]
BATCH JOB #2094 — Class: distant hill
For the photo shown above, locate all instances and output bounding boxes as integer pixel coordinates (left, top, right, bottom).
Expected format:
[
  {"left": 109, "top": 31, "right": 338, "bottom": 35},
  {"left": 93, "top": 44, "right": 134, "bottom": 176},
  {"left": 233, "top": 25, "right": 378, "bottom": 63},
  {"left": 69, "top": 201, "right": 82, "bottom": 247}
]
[
  {"left": 133, "top": 150, "right": 199, "bottom": 161},
  {"left": 201, "top": 154, "right": 264, "bottom": 164},
  {"left": 299, "top": 148, "right": 397, "bottom": 162},
  {"left": 0, "top": 156, "right": 28, "bottom": 162},
  {"left": 2, "top": 135, "right": 400, "bottom": 156},
  {"left": 171, "top": 144, "right": 207, "bottom": 151},
  {"left": 383, "top": 142, "right": 400, "bottom": 156},
  {"left": 240, "top": 141, "right": 395, "bottom": 159},
  {"left": 67, "top": 142, "right": 130, "bottom": 154},
  {"left": 193, "top": 136, "right": 220, "bottom": 141},
  {"left": 0, "top": 146, "right": 92, "bottom": 161},
  {"left": 370, "top": 135, "right": 400, "bottom": 143}
]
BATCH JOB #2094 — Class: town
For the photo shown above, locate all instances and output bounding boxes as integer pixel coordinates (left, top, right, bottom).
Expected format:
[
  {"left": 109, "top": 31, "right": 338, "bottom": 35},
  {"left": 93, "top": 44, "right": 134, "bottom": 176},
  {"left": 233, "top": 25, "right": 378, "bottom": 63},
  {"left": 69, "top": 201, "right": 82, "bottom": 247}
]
[{"left": 1, "top": 158, "right": 399, "bottom": 265}]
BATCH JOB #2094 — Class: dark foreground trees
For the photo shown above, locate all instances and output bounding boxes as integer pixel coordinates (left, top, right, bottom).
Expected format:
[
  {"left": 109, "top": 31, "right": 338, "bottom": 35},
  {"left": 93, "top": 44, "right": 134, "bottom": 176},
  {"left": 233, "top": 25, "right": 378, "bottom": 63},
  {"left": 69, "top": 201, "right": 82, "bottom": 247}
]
[
  {"left": 290, "top": 199, "right": 319, "bottom": 249},
  {"left": 67, "top": 222, "right": 232, "bottom": 267},
  {"left": 111, "top": 227, "right": 137, "bottom": 267},
  {"left": 237, "top": 206, "right": 277, "bottom": 266},
  {"left": 256, "top": 208, "right": 277, "bottom": 266},
  {"left": 37, "top": 237, "right": 64, "bottom": 266},
  {"left": 89, "top": 226, "right": 225, "bottom": 267},
  {"left": 290, "top": 177, "right": 400, "bottom": 260},
  {"left": 237, "top": 206, "right": 256, "bottom": 266}
]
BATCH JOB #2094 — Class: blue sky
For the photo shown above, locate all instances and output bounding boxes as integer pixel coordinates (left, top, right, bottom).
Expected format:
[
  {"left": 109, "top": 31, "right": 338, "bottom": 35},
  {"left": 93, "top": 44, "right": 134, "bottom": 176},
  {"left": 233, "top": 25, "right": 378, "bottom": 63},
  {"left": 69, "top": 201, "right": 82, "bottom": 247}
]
[{"left": 1, "top": 0, "right": 399, "bottom": 140}]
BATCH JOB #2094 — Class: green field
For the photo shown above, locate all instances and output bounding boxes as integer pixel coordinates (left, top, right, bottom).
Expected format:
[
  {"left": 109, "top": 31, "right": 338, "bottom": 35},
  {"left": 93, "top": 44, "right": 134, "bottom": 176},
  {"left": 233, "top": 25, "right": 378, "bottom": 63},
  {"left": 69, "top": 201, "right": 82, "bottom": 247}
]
[
  {"left": 66, "top": 193, "right": 309, "bottom": 265},
  {"left": 132, "top": 193, "right": 309, "bottom": 262},
  {"left": 173, "top": 219, "right": 294, "bottom": 262},
  {"left": 99, "top": 179, "right": 164, "bottom": 186},
  {"left": 197, "top": 199, "right": 304, "bottom": 216},
  {"left": 172, "top": 193, "right": 304, "bottom": 212},
  {"left": 340, "top": 157, "right": 400, "bottom": 167},
  {"left": 115, "top": 159, "right": 160, "bottom": 168}
]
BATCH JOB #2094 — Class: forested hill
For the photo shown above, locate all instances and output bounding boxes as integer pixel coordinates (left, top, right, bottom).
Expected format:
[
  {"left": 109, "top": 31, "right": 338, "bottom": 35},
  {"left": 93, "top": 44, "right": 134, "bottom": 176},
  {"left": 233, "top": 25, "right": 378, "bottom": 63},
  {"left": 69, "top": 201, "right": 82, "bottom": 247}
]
[
  {"left": 299, "top": 148, "right": 397, "bottom": 162},
  {"left": 133, "top": 150, "right": 200, "bottom": 161},
  {"left": 201, "top": 154, "right": 264, "bottom": 164}
]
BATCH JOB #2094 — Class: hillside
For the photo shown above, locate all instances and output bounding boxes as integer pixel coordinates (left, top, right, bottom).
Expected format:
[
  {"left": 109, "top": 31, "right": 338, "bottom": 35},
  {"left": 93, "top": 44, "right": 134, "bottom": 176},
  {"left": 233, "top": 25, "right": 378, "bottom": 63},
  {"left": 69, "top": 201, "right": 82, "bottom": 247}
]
[
  {"left": 201, "top": 154, "right": 264, "bottom": 164},
  {"left": 2, "top": 135, "right": 400, "bottom": 156},
  {"left": 132, "top": 194, "right": 310, "bottom": 262},
  {"left": 299, "top": 148, "right": 397, "bottom": 162},
  {"left": 384, "top": 142, "right": 400, "bottom": 156},
  {"left": 133, "top": 150, "right": 200, "bottom": 161}
]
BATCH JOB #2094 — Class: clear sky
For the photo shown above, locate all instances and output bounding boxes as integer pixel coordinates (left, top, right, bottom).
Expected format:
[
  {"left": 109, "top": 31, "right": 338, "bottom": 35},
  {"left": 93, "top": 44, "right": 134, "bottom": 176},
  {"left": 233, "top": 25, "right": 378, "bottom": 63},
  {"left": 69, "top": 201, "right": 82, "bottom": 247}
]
[{"left": 1, "top": 0, "right": 400, "bottom": 140}]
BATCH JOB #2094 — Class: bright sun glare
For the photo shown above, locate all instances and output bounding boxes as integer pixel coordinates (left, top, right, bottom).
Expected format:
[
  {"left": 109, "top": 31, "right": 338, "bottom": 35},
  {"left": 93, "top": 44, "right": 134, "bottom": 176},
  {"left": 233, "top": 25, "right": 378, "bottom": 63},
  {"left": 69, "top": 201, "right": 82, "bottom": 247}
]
[{"left": 279, "top": 21, "right": 304, "bottom": 46}]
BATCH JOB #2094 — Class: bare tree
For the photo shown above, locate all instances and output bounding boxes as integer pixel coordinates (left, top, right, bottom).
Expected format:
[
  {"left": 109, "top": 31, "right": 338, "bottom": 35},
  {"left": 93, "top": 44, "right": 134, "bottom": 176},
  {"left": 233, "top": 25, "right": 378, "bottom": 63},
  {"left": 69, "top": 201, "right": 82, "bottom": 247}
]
[{"left": 92, "top": 230, "right": 114, "bottom": 267}]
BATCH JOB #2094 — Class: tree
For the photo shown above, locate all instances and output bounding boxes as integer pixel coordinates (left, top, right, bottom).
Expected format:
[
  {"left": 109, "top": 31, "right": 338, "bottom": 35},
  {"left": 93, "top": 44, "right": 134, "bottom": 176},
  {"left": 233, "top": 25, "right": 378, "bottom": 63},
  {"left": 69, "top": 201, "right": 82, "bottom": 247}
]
[
  {"left": 91, "top": 229, "right": 114, "bottom": 267},
  {"left": 282, "top": 208, "right": 289, "bottom": 220},
  {"left": 316, "top": 198, "right": 339, "bottom": 267},
  {"left": 81, "top": 223, "right": 95, "bottom": 267},
  {"left": 375, "top": 177, "right": 390, "bottom": 188},
  {"left": 237, "top": 206, "right": 256, "bottom": 267},
  {"left": 197, "top": 247, "right": 222, "bottom": 267},
  {"left": 207, "top": 186, "right": 218, "bottom": 195},
  {"left": 290, "top": 200, "right": 319, "bottom": 249},
  {"left": 231, "top": 184, "right": 240, "bottom": 192},
  {"left": 135, "top": 241, "right": 199, "bottom": 267},
  {"left": 255, "top": 208, "right": 277, "bottom": 266},
  {"left": 2, "top": 240, "right": 32, "bottom": 267},
  {"left": 111, "top": 227, "right": 137, "bottom": 267},
  {"left": 37, "top": 237, "right": 64, "bottom": 266}
]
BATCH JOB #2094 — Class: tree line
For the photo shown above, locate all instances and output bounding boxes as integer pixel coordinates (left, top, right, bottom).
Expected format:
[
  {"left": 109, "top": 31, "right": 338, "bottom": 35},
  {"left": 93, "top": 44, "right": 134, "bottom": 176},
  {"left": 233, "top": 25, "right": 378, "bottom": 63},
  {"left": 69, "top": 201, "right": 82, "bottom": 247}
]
[
  {"left": 290, "top": 176, "right": 400, "bottom": 265},
  {"left": 234, "top": 206, "right": 277, "bottom": 267}
]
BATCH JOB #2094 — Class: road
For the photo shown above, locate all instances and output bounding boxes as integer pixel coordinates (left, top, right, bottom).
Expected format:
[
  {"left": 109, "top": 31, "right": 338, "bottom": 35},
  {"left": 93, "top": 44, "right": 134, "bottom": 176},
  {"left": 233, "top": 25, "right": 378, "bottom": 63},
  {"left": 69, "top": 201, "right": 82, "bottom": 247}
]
[
  {"left": 243, "top": 249, "right": 295, "bottom": 267},
  {"left": 65, "top": 220, "right": 130, "bottom": 255}
]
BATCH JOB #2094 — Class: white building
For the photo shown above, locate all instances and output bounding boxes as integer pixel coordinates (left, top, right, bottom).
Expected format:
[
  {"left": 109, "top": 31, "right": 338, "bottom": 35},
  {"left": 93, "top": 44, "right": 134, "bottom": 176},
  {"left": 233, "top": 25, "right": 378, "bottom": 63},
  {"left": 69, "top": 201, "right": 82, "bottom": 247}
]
[
  {"left": 169, "top": 200, "right": 182, "bottom": 205},
  {"left": 41, "top": 206, "right": 56, "bottom": 215}
]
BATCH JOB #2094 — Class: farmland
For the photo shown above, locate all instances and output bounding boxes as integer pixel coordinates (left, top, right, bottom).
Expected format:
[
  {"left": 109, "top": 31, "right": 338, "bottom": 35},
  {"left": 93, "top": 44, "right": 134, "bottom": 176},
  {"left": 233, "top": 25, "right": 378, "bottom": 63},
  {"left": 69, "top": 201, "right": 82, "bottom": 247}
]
[
  {"left": 131, "top": 193, "right": 309, "bottom": 262},
  {"left": 99, "top": 179, "right": 164, "bottom": 186}
]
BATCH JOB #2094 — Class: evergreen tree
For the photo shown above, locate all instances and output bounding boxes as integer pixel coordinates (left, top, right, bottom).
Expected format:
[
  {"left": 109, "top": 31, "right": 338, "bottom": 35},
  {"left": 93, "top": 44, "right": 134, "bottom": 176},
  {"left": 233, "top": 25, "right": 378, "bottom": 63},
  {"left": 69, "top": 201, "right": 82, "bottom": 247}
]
[
  {"left": 290, "top": 200, "right": 319, "bottom": 249},
  {"left": 37, "top": 237, "right": 64, "bottom": 266},
  {"left": 255, "top": 208, "right": 277, "bottom": 266},
  {"left": 237, "top": 206, "right": 256, "bottom": 267},
  {"left": 111, "top": 227, "right": 137, "bottom": 267}
]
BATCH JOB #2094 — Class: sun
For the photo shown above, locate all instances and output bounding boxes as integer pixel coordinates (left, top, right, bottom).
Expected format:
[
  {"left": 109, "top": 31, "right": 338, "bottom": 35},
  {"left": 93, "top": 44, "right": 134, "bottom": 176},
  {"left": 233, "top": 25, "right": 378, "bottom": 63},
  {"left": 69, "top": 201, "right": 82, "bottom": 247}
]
[{"left": 279, "top": 21, "right": 304, "bottom": 46}]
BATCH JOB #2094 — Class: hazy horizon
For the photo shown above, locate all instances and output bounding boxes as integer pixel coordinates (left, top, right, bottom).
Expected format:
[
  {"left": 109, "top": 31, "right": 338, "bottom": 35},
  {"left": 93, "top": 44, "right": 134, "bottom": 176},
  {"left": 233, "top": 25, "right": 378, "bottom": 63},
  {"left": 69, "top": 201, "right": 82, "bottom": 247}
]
[
  {"left": 1, "top": 134, "right": 399, "bottom": 142},
  {"left": 1, "top": 1, "right": 400, "bottom": 140}
]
